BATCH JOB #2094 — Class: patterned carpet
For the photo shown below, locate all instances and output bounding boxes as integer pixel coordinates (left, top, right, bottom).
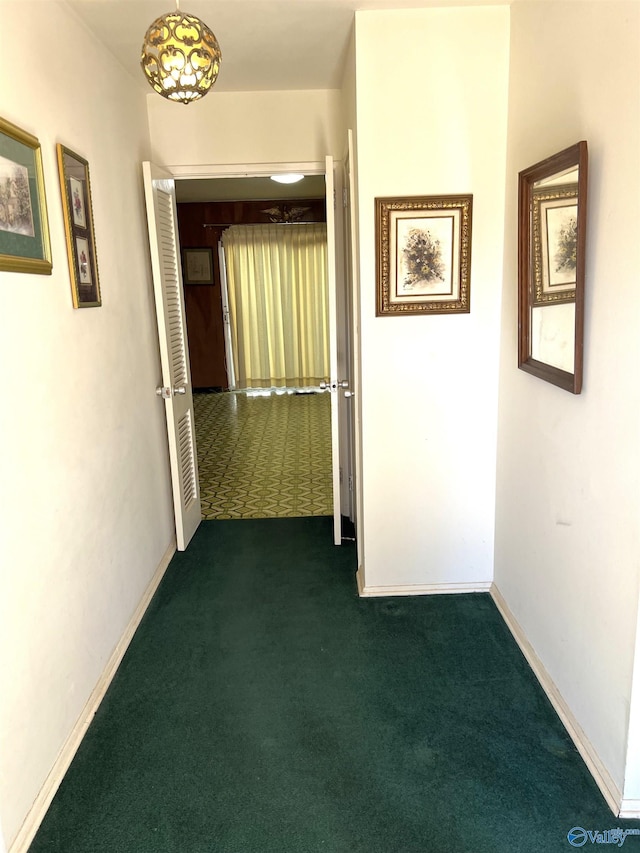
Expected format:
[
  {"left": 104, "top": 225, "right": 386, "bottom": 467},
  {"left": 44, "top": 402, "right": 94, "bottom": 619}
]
[{"left": 193, "top": 390, "right": 333, "bottom": 519}]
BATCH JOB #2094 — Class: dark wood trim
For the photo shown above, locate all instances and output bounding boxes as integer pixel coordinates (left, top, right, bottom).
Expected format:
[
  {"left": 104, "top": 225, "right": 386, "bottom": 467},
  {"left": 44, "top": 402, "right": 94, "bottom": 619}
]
[{"left": 517, "top": 141, "right": 588, "bottom": 395}]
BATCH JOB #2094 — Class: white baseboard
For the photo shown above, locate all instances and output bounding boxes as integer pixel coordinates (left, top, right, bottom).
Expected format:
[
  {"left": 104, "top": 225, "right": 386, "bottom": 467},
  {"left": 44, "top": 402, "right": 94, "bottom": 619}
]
[
  {"left": 357, "top": 573, "right": 492, "bottom": 598},
  {"left": 619, "top": 800, "right": 640, "bottom": 819},
  {"left": 490, "top": 583, "right": 623, "bottom": 817},
  {"left": 9, "top": 539, "right": 177, "bottom": 853}
]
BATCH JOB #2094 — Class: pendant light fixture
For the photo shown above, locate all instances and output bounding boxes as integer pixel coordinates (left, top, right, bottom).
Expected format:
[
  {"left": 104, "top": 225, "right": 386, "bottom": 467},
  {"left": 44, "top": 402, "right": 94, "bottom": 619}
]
[{"left": 141, "top": 1, "right": 221, "bottom": 104}]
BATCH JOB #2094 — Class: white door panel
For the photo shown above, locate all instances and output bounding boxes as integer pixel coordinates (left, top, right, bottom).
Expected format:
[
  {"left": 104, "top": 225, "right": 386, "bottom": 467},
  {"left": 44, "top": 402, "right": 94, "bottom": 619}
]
[
  {"left": 341, "top": 134, "right": 358, "bottom": 527},
  {"left": 143, "top": 161, "right": 201, "bottom": 551},
  {"left": 345, "top": 129, "right": 363, "bottom": 549},
  {"left": 325, "top": 154, "right": 354, "bottom": 545}
]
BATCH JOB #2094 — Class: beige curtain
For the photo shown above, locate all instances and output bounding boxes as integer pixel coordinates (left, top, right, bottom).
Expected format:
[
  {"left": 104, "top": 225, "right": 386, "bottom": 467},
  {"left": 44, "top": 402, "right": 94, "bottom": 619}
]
[{"left": 222, "top": 223, "right": 329, "bottom": 389}]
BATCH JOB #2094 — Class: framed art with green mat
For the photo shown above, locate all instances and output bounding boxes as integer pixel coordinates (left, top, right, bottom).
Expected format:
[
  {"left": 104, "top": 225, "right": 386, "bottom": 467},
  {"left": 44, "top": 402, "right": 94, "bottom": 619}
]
[{"left": 0, "top": 116, "right": 52, "bottom": 275}]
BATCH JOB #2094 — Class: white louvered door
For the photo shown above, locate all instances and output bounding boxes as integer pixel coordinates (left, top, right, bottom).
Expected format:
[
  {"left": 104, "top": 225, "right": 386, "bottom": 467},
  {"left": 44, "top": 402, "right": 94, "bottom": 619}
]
[{"left": 143, "top": 162, "right": 201, "bottom": 550}]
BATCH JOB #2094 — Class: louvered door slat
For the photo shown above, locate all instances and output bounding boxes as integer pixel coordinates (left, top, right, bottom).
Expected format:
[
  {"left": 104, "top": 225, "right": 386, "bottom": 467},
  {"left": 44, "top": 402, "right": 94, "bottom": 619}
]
[
  {"left": 178, "top": 411, "right": 197, "bottom": 507},
  {"left": 157, "top": 188, "right": 187, "bottom": 388}
]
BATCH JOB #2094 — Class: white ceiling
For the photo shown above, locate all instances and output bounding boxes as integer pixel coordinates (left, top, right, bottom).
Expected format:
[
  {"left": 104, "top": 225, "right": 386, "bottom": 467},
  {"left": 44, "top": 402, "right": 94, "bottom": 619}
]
[
  {"left": 65, "top": 0, "right": 511, "bottom": 94},
  {"left": 66, "top": 0, "right": 511, "bottom": 201}
]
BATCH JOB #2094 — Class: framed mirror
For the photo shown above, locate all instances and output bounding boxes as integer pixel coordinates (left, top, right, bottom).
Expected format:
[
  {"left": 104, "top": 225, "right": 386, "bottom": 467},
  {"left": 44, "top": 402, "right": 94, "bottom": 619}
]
[{"left": 518, "top": 141, "right": 588, "bottom": 393}]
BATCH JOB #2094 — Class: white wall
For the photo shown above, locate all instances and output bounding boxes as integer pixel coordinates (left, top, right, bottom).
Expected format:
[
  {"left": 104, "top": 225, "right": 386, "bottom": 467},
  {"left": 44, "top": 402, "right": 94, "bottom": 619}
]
[
  {"left": 495, "top": 1, "right": 640, "bottom": 803},
  {"left": 354, "top": 7, "right": 510, "bottom": 590},
  {"left": 147, "top": 88, "right": 343, "bottom": 168},
  {"left": 339, "top": 29, "right": 357, "bottom": 149},
  {"left": 0, "top": 1, "right": 175, "bottom": 845}
]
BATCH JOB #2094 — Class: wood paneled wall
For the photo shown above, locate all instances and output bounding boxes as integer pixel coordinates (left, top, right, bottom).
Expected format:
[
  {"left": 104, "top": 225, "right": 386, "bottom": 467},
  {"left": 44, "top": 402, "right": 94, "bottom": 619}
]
[{"left": 177, "top": 198, "right": 326, "bottom": 389}]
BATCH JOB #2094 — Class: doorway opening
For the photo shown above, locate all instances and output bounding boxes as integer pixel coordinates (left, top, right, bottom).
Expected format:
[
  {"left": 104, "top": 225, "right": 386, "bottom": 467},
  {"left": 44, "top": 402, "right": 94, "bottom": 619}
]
[
  {"left": 144, "top": 156, "right": 357, "bottom": 550},
  {"left": 173, "top": 172, "right": 336, "bottom": 523}
]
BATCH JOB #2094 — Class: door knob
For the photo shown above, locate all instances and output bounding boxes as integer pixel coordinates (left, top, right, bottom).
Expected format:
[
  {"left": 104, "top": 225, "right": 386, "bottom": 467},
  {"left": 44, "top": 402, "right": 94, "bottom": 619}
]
[
  {"left": 320, "top": 379, "right": 350, "bottom": 391},
  {"left": 344, "top": 391, "right": 355, "bottom": 398},
  {"left": 156, "top": 385, "right": 187, "bottom": 398}
]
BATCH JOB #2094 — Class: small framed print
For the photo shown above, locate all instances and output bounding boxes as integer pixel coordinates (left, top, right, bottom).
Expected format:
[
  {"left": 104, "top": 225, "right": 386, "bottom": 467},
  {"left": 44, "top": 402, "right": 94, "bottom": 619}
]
[
  {"left": 57, "top": 144, "right": 101, "bottom": 308},
  {"left": 75, "top": 236, "right": 92, "bottom": 286},
  {"left": 69, "top": 176, "right": 86, "bottom": 228},
  {"left": 182, "top": 247, "right": 214, "bottom": 285},
  {"left": 531, "top": 185, "right": 577, "bottom": 306},
  {"left": 376, "top": 194, "right": 472, "bottom": 315},
  {"left": 0, "top": 116, "right": 52, "bottom": 274}
]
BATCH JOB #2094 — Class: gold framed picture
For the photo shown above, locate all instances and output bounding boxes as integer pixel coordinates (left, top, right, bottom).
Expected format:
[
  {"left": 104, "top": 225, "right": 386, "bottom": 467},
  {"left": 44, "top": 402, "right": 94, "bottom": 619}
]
[
  {"left": 57, "top": 144, "right": 101, "bottom": 308},
  {"left": 0, "top": 116, "right": 52, "bottom": 275},
  {"left": 376, "top": 194, "right": 472, "bottom": 316}
]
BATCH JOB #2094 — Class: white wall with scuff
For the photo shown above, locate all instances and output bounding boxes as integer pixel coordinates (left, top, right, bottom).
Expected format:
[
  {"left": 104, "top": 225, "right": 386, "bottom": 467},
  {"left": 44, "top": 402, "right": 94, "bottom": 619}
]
[
  {"left": 494, "top": 0, "right": 640, "bottom": 802},
  {"left": 0, "top": 1, "right": 174, "bottom": 846}
]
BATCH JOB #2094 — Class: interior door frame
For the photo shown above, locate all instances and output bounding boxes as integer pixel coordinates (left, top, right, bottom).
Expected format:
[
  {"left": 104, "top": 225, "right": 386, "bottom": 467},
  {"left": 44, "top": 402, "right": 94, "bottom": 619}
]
[{"left": 168, "top": 159, "right": 363, "bottom": 548}]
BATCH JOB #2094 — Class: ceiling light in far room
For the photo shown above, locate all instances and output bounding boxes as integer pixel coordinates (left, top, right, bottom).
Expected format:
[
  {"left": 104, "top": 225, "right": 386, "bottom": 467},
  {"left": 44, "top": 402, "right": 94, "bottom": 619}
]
[
  {"left": 270, "top": 174, "right": 305, "bottom": 184},
  {"left": 141, "top": 0, "right": 222, "bottom": 104}
]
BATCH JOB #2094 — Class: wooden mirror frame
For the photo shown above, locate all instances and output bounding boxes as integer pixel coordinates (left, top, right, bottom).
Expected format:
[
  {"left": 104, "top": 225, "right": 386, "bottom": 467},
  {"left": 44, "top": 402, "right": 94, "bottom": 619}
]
[{"left": 518, "top": 141, "right": 588, "bottom": 394}]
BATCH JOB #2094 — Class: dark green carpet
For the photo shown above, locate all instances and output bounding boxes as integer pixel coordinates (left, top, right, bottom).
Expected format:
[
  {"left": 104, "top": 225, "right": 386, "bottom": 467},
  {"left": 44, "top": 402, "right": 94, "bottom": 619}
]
[{"left": 29, "top": 518, "right": 640, "bottom": 852}]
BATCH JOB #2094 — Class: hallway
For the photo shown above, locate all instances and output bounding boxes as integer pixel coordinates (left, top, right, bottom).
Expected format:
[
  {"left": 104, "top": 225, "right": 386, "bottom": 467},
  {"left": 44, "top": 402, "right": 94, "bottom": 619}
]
[
  {"left": 193, "top": 390, "right": 333, "bottom": 519},
  {"left": 26, "top": 517, "right": 640, "bottom": 853}
]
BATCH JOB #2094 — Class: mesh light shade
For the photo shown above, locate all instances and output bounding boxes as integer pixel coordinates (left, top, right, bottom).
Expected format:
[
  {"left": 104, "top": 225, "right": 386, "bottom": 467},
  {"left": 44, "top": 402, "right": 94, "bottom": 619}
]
[{"left": 141, "top": 11, "right": 221, "bottom": 104}]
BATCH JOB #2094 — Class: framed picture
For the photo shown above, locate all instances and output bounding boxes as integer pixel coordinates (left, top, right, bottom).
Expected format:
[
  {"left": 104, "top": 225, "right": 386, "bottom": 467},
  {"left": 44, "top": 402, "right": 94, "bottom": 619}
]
[
  {"left": 531, "top": 185, "right": 577, "bottom": 306},
  {"left": 376, "top": 194, "right": 472, "bottom": 316},
  {"left": 0, "top": 117, "right": 52, "bottom": 274},
  {"left": 57, "top": 144, "right": 101, "bottom": 308},
  {"left": 182, "top": 247, "right": 214, "bottom": 285}
]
